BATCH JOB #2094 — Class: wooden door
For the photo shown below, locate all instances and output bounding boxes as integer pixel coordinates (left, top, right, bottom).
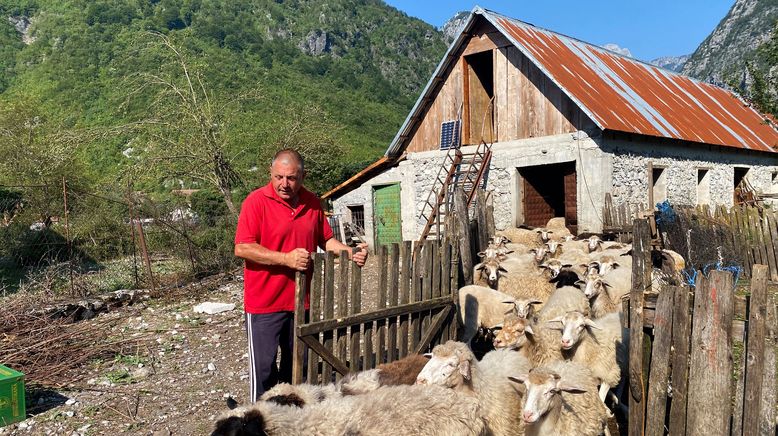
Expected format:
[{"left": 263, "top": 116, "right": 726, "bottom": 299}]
[{"left": 373, "top": 184, "right": 402, "bottom": 247}]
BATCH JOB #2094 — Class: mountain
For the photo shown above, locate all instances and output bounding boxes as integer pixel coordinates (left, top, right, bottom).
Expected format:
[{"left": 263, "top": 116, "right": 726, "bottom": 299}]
[
  {"left": 0, "top": 0, "right": 448, "bottom": 194},
  {"left": 441, "top": 11, "right": 469, "bottom": 45},
  {"left": 649, "top": 55, "right": 689, "bottom": 73},
  {"left": 601, "top": 43, "right": 633, "bottom": 58},
  {"left": 681, "top": 0, "right": 777, "bottom": 115}
]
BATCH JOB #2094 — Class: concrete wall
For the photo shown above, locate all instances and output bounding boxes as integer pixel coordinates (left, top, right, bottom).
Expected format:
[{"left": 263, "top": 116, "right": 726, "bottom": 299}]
[{"left": 601, "top": 134, "right": 778, "bottom": 209}]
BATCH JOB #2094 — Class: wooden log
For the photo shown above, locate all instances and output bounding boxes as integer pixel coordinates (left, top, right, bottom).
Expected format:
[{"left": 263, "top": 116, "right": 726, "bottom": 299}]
[
  {"left": 629, "top": 218, "right": 651, "bottom": 436},
  {"left": 300, "top": 335, "right": 349, "bottom": 376},
  {"left": 322, "top": 252, "right": 335, "bottom": 382},
  {"left": 454, "top": 188, "right": 473, "bottom": 285},
  {"left": 308, "top": 254, "right": 324, "bottom": 383},
  {"left": 292, "top": 271, "right": 307, "bottom": 385},
  {"left": 765, "top": 210, "right": 778, "bottom": 282},
  {"left": 743, "top": 265, "right": 768, "bottom": 436},
  {"left": 687, "top": 270, "right": 734, "bottom": 436},
  {"left": 387, "top": 243, "right": 400, "bottom": 362},
  {"left": 349, "top": 257, "right": 362, "bottom": 373},
  {"left": 668, "top": 285, "right": 691, "bottom": 436},
  {"left": 335, "top": 250, "right": 349, "bottom": 382},
  {"left": 645, "top": 285, "right": 676, "bottom": 436},
  {"left": 759, "top": 293, "right": 776, "bottom": 435},
  {"left": 399, "top": 241, "right": 411, "bottom": 358},
  {"left": 376, "top": 245, "right": 388, "bottom": 365}
]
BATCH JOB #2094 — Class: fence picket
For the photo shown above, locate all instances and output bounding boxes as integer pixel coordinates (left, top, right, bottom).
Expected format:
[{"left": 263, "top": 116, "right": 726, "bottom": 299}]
[
  {"left": 421, "top": 241, "right": 433, "bottom": 351},
  {"left": 376, "top": 245, "right": 388, "bottom": 365},
  {"left": 349, "top": 257, "right": 362, "bottom": 373},
  {"left": 668, "top": 285, "right": 691, "bottom": 436},
  {"left": 322, "top": 252, "right": 335, "bottom": 383},
  {"left": 387, "top": 243, "right": 400, "bottom": 362},
  {"left": 628, "top": 219, "right": 651, "bottom": 436},
  {"left": 766, "top": 210, "right": 778, "bottom": 281},
  {"left": 645, "top": 285, "right": 676, "bottom": 436},
  {"left": 743, "top": 265, "right": 768, "bottom": 436},
  {"left": 399, "top": 241, "right": 411, "bottom": 358},
  {"left": 308, "top": 254, "right": 324, "bottom": 383},
  {"left": 335, "top": 251, "right": 349, "bottom": 382},
  {"left": 759, "top": 293, "right": 777, "bottom": 435},
  {"left": 687, "top": 270, "right": 734, "bottom": 436}
]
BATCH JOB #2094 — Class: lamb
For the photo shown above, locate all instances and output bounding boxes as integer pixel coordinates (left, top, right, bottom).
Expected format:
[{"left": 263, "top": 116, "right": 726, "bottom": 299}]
[
  {"left": 212, "top": 383, "right": 485, "bottom": 436},
  {"left": 546, "top": 310, "right": 628, "bottom": 401},
  {"left": 458, "top": 285, "right": 519, "bottom": 344},
  {"left": 416, "top": 340, "right": 531, "bottom": 436},
  {"left": 338, "top": 353, "right": 430, "bottom": 395},
  {"left": 508, "top": 360, "right": 609, "bottom": 436}
]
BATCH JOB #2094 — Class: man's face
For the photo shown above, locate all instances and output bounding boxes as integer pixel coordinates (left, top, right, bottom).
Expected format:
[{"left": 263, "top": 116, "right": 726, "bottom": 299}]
[{"left": 269, "top": 158, "right": 304, "bottom": 203}]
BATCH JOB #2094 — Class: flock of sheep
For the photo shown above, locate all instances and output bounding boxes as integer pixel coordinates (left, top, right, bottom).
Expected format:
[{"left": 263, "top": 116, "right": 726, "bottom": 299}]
[{"left": 211, "top": 220, "right": 685, "bottom": 436}]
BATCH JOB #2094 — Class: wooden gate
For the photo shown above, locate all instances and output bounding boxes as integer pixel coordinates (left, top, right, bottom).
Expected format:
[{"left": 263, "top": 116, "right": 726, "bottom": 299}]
[{"left": 291, "top": 239, "right": 458, "bottom": 384}]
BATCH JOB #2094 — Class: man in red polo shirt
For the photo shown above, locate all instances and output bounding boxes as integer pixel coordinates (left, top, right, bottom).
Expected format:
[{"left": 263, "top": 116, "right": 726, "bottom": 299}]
[{"left": 234, "top": 149, "right": 367, "bottom": 402}]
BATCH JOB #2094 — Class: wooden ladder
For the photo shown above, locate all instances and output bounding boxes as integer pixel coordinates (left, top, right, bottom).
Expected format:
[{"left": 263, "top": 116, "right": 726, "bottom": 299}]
[{"left": 414, "top": 139, "right": 492, "bottom": 256}]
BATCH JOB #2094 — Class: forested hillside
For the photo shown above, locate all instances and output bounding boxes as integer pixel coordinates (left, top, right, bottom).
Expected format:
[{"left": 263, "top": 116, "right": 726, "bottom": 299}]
[{"left": 0, "top": 0, "right": 447, "bottom": 195}]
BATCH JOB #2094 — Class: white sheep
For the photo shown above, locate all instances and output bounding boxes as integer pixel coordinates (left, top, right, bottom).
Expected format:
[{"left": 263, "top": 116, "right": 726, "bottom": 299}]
[
  {"left": 213, "top": 383, "right": 485, "bottom": 436},
  {"left": 578, "top": 271, "right": 629, "bottom": 318},
  {"left": 416, "top": 340, "right": 531, "bottom": 436},
  {"left": 534, "top": 285, "right": 589, "bottom": 323},
  {"left": 458, "top": 285, "right": 520, "bottom": 344},
  {"left": 508, "top": 360, "right": 609, "bottom": 436},
  {"left": 492, "top": 314, "right": 564, "bottom": 366},
  {"left": 546, "top": 310, "right": 628, "bottom": 401}
]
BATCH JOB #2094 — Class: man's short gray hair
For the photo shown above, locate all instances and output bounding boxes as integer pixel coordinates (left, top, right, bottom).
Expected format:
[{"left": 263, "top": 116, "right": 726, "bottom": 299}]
[{"left": 271, "top": 149, "right": 305, "bottom": 172}]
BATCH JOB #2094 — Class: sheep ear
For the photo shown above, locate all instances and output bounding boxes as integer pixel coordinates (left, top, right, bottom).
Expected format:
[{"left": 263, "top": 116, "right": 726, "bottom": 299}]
[
  {"left": 545, "top": 321, "right": 563, "bottom": 330},
  {"left": 508, "top": 374, "right": 528, "bottom": 385},
  {"left": 477, "top": 251, "right": 486, "bottom": 258},
  {"left": 529, "top": 248, "right": 537, "bottom": 254},
  {"left": 528, "top": 299, "right": 543, "bottom": 306},
  {"left": 612, "top": 262, "right": 620, "bottom": 269},
  {"left": 423, "top": 353, "right": 433, "bottom": 359},
  {"left": 504, "top": 250, "right": 514, "bottom": 255},
  {"left": 539, "top": 264, "right": 549, "bottom": 270},
  {"left": 584, "top": 319, "right": 602, "bottom": 330},
  {"left": 557, "top": 381, "right": 588, "bottom": 394},
  {"left": 226, "top": 396, "right": 239, "bottom": 410},
  {"left": 548, "top": 231, "right": 554, "bottom": 234},
  {"left": 491, "top": 323, "right": 503, "bottom": 330},
  {"left": 459, "top": 360, "right": 471, "bottom": 380},
  {"left": 575, "top": 280, "right": 586, "bottom": 286},
  {"left": 601, "top": 281, "right": 612, "bottom": 288},
  {"left": 621, "top": 249, "right": 632, "bottom": 256},
  {"left": 498, "top": 266, "right": 508, "bottom": 273},
  {"left": 524, "top": 324, "right": 535, "bottom": 335},
  {"left": 475, "top": 262, "right": 485, "bottom": 270},
  {"left": 562, "top": 263, "right": 573, "bottom": 268}
]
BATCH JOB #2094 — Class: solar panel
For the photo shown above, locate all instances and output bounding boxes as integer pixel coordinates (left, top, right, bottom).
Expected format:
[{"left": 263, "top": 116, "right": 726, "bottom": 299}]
[{"left": 440, "top": 120, "right": 461, "bottom": 150}]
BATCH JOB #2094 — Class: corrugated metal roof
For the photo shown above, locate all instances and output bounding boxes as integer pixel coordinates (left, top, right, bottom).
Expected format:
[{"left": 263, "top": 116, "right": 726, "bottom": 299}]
[{"left": 481, "top": 10, "right": 778, "bottom": 153}]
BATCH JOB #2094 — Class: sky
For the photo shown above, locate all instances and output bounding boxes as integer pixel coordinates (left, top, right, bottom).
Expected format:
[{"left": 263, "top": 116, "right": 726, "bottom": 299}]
[{"left": 383, "top": 0, "right": 734, "bottom": 62}]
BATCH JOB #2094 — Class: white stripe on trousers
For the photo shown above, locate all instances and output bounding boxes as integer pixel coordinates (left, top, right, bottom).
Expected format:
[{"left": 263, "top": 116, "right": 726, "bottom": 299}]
[{"left": 246, "top": 312, "right": 257, "bottom": 403}]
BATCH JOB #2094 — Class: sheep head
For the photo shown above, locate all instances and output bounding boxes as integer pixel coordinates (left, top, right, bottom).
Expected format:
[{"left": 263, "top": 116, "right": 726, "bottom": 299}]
[
  {"left": 536, "top": 229, "right": 554, "bottom": 243},
  {"left": 587, "top": 235, "right": 603, "bottom": 253},
  {"left": 508, "top": 368, "right": 588, "bottom": 424},
  {"left": 416, "top": 341, "right": 474, "bottom": 389},
  {"left": 529, "top": 246, "right": 549, "bottom": 265},
  {"left": 544, "top": 240, "right": 561, "bottom": 257},
  {"left": 475, "top": 257, "right": 507, "bottom": 287},
  {"left": 212, "top": 405, "right": 268, "bottom": 436},
  {"left": 577, "top": 273, "right": 611, "bottom": 299},
  {"left": 540, "top": 259, "right": 566, "bottom": 278},
  {"left": 493, "top": 314, "right": 530, "bottom": 350},
  {"left": 597, "top": 255, "right": 620, "bottom": 275},
  {"left": 546, "top": 311, "right": 601, "bottom": 350},
  {"left": 508, "top": 298, "right": 543, "bottom": 319}
]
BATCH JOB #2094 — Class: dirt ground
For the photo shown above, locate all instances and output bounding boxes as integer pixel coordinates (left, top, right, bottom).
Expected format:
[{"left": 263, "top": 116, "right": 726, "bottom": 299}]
[{"left": 1, "top": 256, "right": 383, "bottom": 436}]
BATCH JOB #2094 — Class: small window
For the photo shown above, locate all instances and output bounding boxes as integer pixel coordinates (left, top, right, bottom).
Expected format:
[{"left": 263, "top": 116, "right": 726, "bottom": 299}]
[
  {"left": 697, "top": 169, "right": 710, "bottom": 205},
  {"left": 734, "top": 167, "right": 750, "bottom": 189},
  {"left": 348, "top": 205, "right": 365, "bottom": 231},
  {"left": 651, "top": 167, "right": 668, "bottom": 205},
  {"left": 772, "top": 171, "right": 778, "bottom": 186},
  {"left": 734, "top": 167, "right": 750, "bottom": 204}
]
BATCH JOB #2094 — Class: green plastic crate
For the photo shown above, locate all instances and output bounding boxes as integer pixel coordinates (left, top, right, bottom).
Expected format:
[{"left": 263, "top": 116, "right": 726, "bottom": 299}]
[{"left": 0, "top": 364, "right": 25, "bottom": 427}]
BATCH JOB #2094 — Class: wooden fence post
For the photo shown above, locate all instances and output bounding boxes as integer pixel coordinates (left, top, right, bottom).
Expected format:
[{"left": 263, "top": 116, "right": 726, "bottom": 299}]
[
  {"left": 645, "top": 285, "right": 676, "bottom": 436},
  {"left": 687, "top": 270, "right": 734, "bottom": 436},
  {"left": 742, "top": 264, "right": 768, "bottom": 436},
  {"left": 669, "top": 285, "right": 691, "bottom": 436},
  {"left": 454, "top": 188, "right": 473, "bottom": 285},
  {"left": 629, "top": 218, "right": 651, "bottom": 436},
  {"left": 292, "top": 271, "right": 307, "bottom": 385},
  {"left": 759, "top": 293, "right": 776, "bottom": 435}
]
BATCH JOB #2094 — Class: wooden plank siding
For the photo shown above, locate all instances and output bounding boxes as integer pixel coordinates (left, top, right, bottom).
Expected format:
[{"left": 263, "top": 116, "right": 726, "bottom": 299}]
[{"left": 405, "top": 21, "right": 593, "bottom": 154}]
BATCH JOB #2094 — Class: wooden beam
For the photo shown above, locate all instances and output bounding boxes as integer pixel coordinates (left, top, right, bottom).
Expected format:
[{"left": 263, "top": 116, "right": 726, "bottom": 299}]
[
  {"left": 300, "top": 335, "right": 350, "bottom": 376},
  {"left": 742, "top": 265, "right": 768, "bottom": 436},
  {"left": 644, "top": 285, "right": 676, "bottom": 436},
  {"left": 298, "top": 296, "right": 453, "bottom": 336},
  {"left": 292, "top": 272, "right": 307, "bottom": 385},
  {"left": 628, "top": 218, "right": 650, "bottom": 436},
  {"left": 414, "top": 305, "right": 453, "bottom": 355},
  {"left": 668, "top": 285, "right": 691, "bottom": 436}
]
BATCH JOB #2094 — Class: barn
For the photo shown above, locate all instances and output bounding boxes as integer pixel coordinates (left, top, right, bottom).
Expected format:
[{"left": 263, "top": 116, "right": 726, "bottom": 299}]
[{"left": 322, "top": 6, "right": 778, "bottom": 249}]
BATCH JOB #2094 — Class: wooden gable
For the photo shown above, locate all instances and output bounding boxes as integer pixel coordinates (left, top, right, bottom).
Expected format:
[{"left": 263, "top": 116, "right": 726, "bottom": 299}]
[{"left": 405, "top": 18, "right": 596, "bottom": 154}]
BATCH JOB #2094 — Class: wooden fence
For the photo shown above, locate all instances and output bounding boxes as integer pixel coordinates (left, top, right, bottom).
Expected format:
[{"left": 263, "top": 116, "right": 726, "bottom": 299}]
[
  {"left": 291, "top": 239, "right": 458, "bottom": 384},
  {"left": 626, "top": 219, "right": 777, "bottom": 436},
  {"left": 602, "top": 193, "right": 647, "bottom": 243}
]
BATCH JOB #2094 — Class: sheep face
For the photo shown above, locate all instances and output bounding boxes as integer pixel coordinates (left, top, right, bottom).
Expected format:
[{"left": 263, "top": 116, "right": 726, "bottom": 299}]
[
  {"left": 587, "top": 236, "right": 603, "bottom": 253},
  {"left": 475, "top": 258, "right": 506, "bottom": 287},
  {"left": 582, "top": 275, "right": 611, "bottom": 299},
  {"left": 415, "top": 347, "right": 471, "bottom": 388},
  {"left": 540, "top": 259, "right": 565, "bottom": 278},
  {"left": 547, "top": 311, "right": 601, "bottom": 350},
  {"left": 545, "top": 240, "right": 561, "bottom": 256},
  {"left": 493, "top": 315, "right": 529, "bottom": 350},
  {"left": 529, "top": 247, "right": 549, "bottom": 265},
  {"left": 508, "top": 370, "right": 587, "bottom": 424},
  {"left": 536, "top": 229, "right": 553, "bottom": 243},
  {"left": 513, "top": 299, "right": 543, "bottom": 319}
]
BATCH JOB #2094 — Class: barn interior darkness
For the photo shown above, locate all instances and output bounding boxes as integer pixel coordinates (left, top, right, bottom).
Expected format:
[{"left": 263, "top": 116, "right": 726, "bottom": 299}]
[
  {"left": 465, "top": 50, "right": 494, "bottom": 144},
  {"left": 519, "top": 162, "right": 576, "bottom": 228}
]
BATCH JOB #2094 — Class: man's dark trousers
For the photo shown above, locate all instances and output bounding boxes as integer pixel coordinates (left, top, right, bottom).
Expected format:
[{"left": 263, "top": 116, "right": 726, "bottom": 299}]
[{"left": 245, "top": 311, "right": 295, "bottom": 403}]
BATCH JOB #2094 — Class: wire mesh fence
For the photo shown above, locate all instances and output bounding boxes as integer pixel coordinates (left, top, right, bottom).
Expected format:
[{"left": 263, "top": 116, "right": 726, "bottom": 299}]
[{"left": 0, "top": 179, "right": 240, "bottom": 298}]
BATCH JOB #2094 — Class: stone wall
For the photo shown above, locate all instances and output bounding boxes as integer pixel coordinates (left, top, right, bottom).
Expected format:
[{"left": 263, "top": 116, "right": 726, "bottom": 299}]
[{"left": 602, "top": 135, "right": 778, "bottom": 209}]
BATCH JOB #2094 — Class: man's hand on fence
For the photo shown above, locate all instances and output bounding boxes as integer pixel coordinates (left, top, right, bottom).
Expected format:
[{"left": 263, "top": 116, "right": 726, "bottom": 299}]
[
  {"left": 285, "top": 248, "right": 310, "bottom": 271},
  {"left": 351, "top": 243, "right": 368, "bottom": 267}
]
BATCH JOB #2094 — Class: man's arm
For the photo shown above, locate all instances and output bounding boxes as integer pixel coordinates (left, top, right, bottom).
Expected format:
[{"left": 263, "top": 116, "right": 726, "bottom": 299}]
[
  {"left": 234, "top": 243, "right": 310, "bottom": 271},
  {"left": 324, "top": 238, "right": 368, "bottom": 267}
]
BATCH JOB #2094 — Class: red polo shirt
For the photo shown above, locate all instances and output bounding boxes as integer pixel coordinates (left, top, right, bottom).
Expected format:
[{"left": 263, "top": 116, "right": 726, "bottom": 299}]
[{"left": 234, "top": 183, "right": 333, "bottom": 314}]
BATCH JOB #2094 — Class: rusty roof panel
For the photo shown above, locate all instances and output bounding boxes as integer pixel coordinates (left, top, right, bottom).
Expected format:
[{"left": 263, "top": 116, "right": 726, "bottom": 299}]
[{"left": 487, "top": 12, "right": 778, "bottom": 153}]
